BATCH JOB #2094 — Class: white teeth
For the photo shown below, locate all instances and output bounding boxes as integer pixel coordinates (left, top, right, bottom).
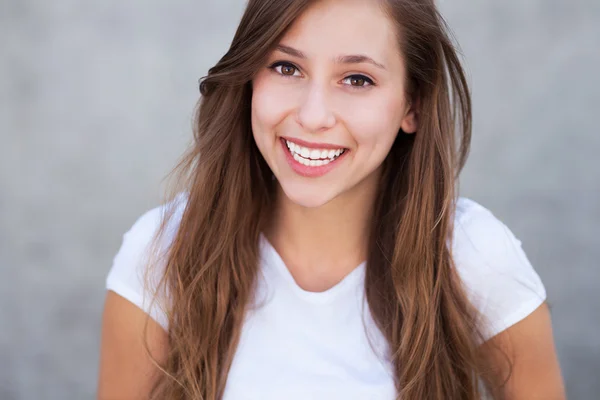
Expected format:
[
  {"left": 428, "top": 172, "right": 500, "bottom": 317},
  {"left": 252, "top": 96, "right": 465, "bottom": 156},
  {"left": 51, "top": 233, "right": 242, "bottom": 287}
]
[
  {"left": 285, "top": 139, "right": 346, "bottom": 167},
  {"left": 293, "top": 153, "right": 309, "bottom": 166}
]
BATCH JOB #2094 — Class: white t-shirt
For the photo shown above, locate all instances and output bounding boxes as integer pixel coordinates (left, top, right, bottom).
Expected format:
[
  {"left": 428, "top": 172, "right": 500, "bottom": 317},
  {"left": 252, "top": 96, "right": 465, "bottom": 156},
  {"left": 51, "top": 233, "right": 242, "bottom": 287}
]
[{"left": 106, "top": 196, "right": 546, "bottom": 400}]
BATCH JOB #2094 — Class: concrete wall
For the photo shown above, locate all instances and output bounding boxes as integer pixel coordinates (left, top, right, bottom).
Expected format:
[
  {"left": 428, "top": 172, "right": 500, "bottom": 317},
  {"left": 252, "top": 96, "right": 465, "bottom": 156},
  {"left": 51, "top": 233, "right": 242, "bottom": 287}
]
[{"left": 1, "top": 0, "right": 598, "bottom": 398}]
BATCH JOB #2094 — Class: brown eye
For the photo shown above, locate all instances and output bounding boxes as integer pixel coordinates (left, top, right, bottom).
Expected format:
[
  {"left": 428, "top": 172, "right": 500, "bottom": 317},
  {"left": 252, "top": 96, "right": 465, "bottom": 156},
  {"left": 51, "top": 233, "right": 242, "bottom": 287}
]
[
  {"left": 271, "top": 62, "right": 299, "bottom": 77},
  {"left": 342, "top": 74, "right": 374, "bottom": 88},
  {"left": 350, "top": 77, "right": 365, "bottom": 86},
  {"left": 281, "top": 64, "right": 296, "bottom": 76}
]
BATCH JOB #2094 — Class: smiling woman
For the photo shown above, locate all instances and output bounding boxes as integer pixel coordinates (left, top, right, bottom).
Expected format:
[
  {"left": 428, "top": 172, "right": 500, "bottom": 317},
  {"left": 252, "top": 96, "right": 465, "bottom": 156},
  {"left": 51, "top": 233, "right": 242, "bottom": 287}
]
[
  {"left": 98, "top": 0, "right": 565, "bottom": 399},
  {"left": 251, "top": 2, "right": 414, "bottom": 208}
]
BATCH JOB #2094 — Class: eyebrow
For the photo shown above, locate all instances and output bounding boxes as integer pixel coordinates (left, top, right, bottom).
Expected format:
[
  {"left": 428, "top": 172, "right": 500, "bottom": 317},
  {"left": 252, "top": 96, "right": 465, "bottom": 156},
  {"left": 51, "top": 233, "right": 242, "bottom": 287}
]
[{"left": 275, "top": 44, "right": 387, "bottom": 71}]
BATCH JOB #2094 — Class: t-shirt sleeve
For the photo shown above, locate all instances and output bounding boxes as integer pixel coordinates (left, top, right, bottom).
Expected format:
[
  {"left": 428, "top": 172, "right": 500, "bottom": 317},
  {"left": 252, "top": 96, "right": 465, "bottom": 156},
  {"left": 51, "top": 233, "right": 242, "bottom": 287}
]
[
  {"left": 452, "top": 199, "right": 547, "bottom": 342},
  {"left": 106, "top": 205, "right": 173, "bottom": 331}
]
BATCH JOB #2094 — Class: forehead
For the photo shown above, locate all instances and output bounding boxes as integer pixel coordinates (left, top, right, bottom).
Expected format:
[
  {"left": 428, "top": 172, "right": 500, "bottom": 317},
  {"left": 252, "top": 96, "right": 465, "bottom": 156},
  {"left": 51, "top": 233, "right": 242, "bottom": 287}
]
[{"left": 278, "top": 0, "right": 400, "bottom": 65}]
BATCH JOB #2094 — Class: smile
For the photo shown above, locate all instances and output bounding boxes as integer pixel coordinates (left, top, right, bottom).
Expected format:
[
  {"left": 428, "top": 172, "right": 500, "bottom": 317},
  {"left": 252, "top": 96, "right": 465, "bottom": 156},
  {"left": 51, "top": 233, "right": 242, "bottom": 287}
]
[
  {"left": 280, "top": 138, "right": 349, "bottom": 178},
  {"left": 284, "top": 139, "right": 346, "bottom": 166}
]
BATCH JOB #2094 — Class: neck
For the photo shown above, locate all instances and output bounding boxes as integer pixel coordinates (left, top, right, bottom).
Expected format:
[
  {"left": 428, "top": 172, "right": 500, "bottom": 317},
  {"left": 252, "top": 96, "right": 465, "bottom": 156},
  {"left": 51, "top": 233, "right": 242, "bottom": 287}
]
[{"left": 265, "top": 170, "right": 380, "bottom": 291}]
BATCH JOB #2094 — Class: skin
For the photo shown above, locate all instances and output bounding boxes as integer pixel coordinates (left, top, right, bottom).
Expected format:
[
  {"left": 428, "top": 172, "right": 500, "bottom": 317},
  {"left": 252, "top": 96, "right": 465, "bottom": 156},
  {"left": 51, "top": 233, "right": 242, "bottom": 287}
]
[
  {"left": 98, "top": 0, "right": 565, "bottom": 398},
  {"left": 252, "top": 0, "right": 416, "bottom": 289},
  {"left": 98, "top": 292, "right": 168, "bottom": 400},
  {"left": 481, "top": 303, "right": 566, "bottom": 398}
]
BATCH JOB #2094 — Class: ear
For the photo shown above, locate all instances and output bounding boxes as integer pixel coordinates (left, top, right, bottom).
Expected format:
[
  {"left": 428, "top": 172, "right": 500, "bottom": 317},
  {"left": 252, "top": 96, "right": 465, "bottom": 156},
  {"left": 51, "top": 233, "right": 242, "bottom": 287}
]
[{"left": 400, "top": 97, "right": 419, "bottom": 134}]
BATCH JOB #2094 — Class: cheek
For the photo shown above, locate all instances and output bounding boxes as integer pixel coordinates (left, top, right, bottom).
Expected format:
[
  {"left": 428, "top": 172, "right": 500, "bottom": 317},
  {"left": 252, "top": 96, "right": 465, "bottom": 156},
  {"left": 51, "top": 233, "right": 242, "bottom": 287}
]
[
  {"left": 251, "top": 75, "right": 294, "bottom": 138},
  {"left": 343, "top": 91, "right": 405, "bottom": 151}
]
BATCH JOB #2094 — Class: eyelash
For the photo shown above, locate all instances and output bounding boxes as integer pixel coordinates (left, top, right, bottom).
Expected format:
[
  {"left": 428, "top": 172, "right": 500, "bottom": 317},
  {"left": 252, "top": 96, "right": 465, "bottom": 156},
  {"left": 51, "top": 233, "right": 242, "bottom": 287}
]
[{"left": 268, "top": 61, "right": 375, "bottom": 89}]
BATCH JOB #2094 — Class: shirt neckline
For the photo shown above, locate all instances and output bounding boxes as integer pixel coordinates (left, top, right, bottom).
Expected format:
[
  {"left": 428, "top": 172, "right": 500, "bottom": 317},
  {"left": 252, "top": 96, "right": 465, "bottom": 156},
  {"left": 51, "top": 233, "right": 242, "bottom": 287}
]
[{"left": 259, "top": 233, "right": 367, "bottom": 304}]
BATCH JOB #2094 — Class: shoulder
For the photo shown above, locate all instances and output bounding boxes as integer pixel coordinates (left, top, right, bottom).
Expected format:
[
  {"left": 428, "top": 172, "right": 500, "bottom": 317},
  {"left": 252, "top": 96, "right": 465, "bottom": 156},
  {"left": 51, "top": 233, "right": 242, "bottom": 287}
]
[
  {"left": 105, "top": 193, "right": 188, "bottom": 331},
  {"left": 452, "top": 197, "right": 547, "bottom": 341}
]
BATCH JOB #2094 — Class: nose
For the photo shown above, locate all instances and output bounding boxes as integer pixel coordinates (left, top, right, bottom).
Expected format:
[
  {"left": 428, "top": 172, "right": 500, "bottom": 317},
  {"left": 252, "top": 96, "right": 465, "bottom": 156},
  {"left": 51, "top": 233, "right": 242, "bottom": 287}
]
[{"left": 296, "top": 82, "right": 336, "bottom": 133}]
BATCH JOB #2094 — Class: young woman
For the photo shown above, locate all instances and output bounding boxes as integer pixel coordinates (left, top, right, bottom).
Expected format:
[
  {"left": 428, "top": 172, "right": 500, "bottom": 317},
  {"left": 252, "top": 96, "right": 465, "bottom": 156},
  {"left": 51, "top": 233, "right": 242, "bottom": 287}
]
[{"left": 98, "top": 0, "right": 565, "bottom": 399}]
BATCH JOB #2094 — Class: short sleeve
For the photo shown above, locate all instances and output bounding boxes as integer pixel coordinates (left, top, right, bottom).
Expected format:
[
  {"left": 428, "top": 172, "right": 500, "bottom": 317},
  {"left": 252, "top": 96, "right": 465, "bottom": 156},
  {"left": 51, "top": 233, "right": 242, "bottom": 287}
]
[
  {"left": 106, "top": 194, "right": 187, "bottom": 331},
  {"left": 452, "top": 198, "right": 547, "bottom": 342}
]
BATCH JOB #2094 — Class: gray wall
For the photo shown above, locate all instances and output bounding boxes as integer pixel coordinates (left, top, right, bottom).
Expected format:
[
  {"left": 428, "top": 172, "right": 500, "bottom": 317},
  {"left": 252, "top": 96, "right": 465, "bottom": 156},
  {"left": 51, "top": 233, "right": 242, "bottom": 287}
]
[{"left": 1, "top": 0, "right": 598, "bottom": 399}]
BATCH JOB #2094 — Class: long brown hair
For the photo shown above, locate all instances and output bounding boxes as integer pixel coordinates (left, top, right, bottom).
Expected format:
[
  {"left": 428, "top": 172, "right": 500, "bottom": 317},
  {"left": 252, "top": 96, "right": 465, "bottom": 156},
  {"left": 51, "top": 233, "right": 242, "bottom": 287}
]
[{"left": 147, "top": 0, "right": 507, "bottom": 398}]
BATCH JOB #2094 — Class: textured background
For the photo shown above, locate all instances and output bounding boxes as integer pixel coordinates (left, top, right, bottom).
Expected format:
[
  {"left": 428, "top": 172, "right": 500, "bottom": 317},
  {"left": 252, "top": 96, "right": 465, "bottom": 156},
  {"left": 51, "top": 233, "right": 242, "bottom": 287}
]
[{"left": 1, "top": 0, "right": 598, "bottom": 398}]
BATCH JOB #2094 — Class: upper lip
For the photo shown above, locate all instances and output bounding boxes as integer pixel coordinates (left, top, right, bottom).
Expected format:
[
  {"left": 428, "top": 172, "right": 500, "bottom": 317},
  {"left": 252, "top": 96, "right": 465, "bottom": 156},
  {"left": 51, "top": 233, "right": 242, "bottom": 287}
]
[{"left": 281, "top": 136, "right": 347, "bottom": 150}]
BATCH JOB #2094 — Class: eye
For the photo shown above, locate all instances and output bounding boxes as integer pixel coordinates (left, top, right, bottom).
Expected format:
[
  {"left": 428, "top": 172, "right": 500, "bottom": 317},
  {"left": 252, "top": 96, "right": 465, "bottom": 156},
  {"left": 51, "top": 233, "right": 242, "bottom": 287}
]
[
  {"left": 270, "top": 61, "right": 301, "bottom": 77},
  {"left": 342, "top": 74, "right": 374, "bottom": 88}
]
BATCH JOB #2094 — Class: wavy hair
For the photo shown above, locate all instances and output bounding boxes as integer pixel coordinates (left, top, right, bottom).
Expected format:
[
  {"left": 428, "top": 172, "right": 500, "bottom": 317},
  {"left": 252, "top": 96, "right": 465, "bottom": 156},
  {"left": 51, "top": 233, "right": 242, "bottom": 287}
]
[{"left": 147, "top": 0, "right": 508, "bottom": 398}]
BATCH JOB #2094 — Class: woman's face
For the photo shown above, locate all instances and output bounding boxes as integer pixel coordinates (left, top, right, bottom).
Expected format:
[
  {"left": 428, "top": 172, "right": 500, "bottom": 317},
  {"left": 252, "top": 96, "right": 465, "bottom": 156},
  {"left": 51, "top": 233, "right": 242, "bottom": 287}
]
[{"left": 252, "top": 0, "right": 417, "bottom": 208}]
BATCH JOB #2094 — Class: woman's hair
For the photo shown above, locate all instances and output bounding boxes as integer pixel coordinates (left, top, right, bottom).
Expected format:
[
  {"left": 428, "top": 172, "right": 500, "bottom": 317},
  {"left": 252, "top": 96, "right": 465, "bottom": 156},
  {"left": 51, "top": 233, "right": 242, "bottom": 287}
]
[{"left": 147, "top": 0, "right": 509, "bottom": 398}]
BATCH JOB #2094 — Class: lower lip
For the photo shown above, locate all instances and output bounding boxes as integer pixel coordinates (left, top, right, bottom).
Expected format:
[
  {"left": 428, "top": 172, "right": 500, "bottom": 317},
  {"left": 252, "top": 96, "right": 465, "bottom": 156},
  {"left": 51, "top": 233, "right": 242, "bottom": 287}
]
[{"left": 280, "top": 139, "right": 348, "bottom": 178}]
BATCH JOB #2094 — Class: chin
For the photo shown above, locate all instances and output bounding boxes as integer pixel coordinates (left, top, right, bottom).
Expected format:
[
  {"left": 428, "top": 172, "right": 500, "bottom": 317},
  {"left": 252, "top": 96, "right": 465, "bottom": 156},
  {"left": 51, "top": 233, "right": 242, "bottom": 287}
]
[{"left": 278, "top": 180, "right": 338, "bottom": 209}]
